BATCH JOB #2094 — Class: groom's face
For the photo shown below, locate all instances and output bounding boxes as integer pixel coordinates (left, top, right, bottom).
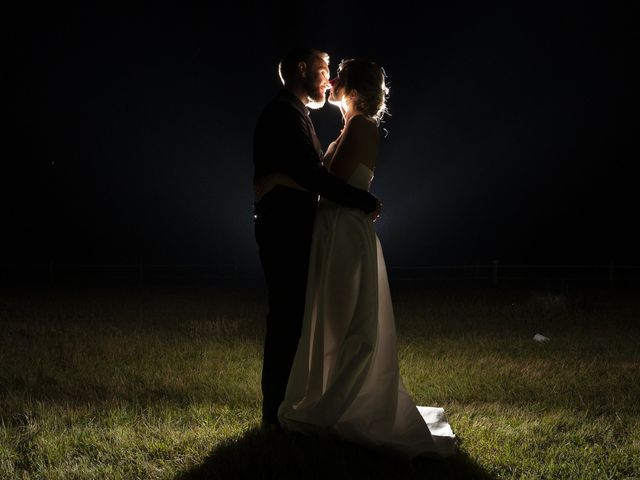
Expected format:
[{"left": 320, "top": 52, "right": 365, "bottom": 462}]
[{"left": 303, "top": 56, "right": 330, "bottom": 109}]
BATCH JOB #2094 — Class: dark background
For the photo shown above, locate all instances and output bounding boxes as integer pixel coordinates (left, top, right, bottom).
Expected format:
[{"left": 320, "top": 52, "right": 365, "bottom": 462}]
[{"left": 3, "top": 3, "right": 638, "bottom": 270}]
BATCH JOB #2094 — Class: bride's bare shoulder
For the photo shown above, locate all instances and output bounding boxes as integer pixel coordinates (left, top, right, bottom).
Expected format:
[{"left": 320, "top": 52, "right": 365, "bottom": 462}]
[
  {"left": 345, "top": 114, "right": 379, "bottom": 136},
  {"left": 328, "top": 114, "right": 380, "bottom": 179},
  {"left": 342, "top": 115, "right": 379, "bottom": 153}
]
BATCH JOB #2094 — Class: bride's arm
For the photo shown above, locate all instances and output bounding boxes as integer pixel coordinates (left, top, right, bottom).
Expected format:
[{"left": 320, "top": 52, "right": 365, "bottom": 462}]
[{"left": 254, "top": 173, "right": 306, "bottom": 202}]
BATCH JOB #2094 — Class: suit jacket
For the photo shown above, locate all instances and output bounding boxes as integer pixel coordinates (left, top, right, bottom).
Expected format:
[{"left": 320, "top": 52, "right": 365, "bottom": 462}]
[{"left": 253, "top": 89, "right": 377, "bottom": 222}]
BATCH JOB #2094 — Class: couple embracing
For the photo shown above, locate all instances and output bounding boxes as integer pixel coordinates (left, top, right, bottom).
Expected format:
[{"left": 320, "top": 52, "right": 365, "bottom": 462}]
[{"left": 253, "top": 48, "right": 456, "bottom": 458}]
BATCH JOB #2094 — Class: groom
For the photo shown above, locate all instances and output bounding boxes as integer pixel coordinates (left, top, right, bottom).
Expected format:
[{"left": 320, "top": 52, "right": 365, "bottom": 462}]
[{"left": 253, "top": 48, "right": 379, "bottom": 426}]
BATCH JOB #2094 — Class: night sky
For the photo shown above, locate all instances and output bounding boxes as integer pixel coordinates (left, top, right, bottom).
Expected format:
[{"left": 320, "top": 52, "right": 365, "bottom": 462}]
[{"left": 4, "top": 3, "right": 638, "bottom": 268}]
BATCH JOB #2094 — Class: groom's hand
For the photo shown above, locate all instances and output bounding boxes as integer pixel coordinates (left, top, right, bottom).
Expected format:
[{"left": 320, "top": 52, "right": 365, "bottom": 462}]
[{"left": 371, "top": 198, "right": 382, "bottom": 222}]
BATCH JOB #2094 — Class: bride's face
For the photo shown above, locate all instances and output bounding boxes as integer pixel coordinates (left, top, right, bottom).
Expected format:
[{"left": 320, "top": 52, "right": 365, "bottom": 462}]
[
  {"left": 328, "top": 77, "right": 345, "bottom": 106},
  {"left": 329, "top": 79, "right": 355, "bottom": 114}
]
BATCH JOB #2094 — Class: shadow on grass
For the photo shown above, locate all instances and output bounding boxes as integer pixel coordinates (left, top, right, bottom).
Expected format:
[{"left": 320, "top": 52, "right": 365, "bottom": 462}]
[{"left": 176, "top": 426, "right": 494, "bottom": 480}]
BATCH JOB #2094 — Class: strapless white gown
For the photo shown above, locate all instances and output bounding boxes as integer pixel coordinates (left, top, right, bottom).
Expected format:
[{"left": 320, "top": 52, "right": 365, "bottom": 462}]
[{"left": 278, "top": 164, "right": 456, "bottom": 458}]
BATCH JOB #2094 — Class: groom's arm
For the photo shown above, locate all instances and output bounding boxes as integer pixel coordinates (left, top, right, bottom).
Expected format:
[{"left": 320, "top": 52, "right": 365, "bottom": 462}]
[
  {"left": 275, "top": 105, "right": 378, "bottom": 214},
  {"left": 297, "top": 165, "right": 379, "bottom": 214}
]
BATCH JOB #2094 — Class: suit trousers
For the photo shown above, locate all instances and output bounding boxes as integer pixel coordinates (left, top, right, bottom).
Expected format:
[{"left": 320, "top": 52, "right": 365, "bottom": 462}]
[{"left": 255, "top": 208, "right": 315, "bottom": 424}]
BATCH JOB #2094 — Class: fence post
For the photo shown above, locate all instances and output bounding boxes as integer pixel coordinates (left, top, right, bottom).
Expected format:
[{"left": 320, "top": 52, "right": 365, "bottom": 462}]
[{"left": 492, "top": 259, "right": 499, "bottom": 285}]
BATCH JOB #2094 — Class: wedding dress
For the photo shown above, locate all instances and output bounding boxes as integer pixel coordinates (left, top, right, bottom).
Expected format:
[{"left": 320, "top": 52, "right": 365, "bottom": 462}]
[{"left": 278, "top": 161, "right": 456, "bottom": 458}]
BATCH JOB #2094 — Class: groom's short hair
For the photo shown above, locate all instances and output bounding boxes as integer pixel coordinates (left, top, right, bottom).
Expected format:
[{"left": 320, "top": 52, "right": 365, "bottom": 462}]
[{"left": 278, "top": 48, "right": 329, "bottom": 86}]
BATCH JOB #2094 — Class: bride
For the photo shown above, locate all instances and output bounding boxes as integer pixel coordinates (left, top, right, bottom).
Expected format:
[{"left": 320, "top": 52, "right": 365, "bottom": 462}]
[{"left": 257, "top": 59, "right": 456, "bottom": 458}]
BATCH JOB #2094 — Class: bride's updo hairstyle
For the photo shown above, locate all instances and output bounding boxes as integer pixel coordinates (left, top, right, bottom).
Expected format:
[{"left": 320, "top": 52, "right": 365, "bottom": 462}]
[{"left": 336, "top": 59, "right": 389, "bottom": 125}]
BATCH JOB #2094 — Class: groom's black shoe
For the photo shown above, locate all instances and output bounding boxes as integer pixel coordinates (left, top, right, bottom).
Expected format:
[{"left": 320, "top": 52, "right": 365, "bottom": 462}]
[{"left": 260, "top": 420, "right": 283, "bottom": 433}]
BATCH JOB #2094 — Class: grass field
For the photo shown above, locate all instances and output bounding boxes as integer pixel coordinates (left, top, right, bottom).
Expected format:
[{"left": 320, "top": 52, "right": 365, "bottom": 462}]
[{"left": 0, "top": 283, "right": 639, "bottom": 479}]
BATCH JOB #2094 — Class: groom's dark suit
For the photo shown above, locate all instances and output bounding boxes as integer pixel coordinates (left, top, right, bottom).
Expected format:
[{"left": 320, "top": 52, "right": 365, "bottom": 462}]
[{"left": 253, "top": 89, "right": 377, "bottom": 424}]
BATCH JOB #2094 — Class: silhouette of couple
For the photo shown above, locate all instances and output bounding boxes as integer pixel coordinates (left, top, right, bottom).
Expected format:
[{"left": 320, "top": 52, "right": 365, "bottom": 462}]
[{"left": 253, "top": 48, "right": 455, "bottom": 458}]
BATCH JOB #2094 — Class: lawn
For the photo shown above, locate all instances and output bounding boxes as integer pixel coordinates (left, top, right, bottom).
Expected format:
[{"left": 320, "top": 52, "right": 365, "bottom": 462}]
[{"left": 0, "top": 283, "right": 638, "bottom": 479}]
